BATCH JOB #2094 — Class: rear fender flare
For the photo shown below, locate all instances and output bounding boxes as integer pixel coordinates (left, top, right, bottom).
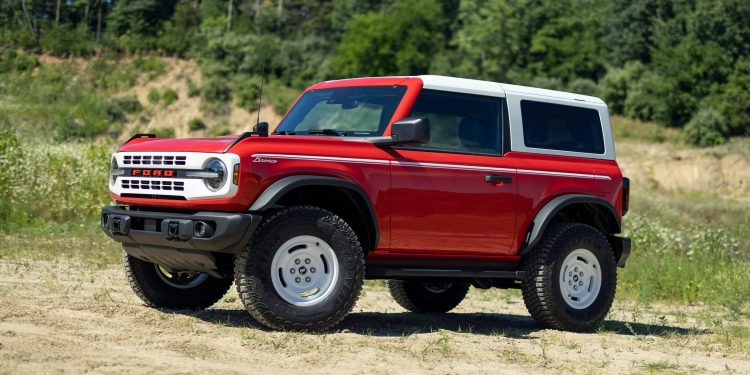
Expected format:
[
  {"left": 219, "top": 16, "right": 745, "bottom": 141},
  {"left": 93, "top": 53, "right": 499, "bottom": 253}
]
[{"left": 519, "top": 194, "right": 621, "bottom": 256}]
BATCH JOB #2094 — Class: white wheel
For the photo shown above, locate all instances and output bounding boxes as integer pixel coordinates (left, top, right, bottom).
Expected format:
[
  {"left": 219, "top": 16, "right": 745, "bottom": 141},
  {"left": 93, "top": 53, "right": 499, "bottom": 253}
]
[
  {"left": 270, "top": 235, "right": 340, "bottom": 306},
  {"left": 558, "top": 248, "right": 602, "bottom": 309}
]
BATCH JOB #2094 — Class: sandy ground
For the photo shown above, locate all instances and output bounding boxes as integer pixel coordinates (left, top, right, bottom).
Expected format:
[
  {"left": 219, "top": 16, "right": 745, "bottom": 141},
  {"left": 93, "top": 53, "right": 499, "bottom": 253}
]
[{"left": 0, "top": 258, "right": 748, "bottom": 374}]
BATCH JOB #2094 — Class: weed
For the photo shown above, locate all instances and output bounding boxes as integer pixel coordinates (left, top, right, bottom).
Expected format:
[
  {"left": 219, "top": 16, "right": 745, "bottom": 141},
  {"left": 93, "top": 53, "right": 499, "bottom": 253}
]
[
  {"left": 162, "top": 89, "right": 179, "bottom": 106},
  {"left": 147, "top": 89, "right": 161, "bottom": 104},
  {"left": 188, "top": 117, "right": 206, "bottom": 131},
  {"left": 643, "top": 360, "right": 679, "bottom": 372}
]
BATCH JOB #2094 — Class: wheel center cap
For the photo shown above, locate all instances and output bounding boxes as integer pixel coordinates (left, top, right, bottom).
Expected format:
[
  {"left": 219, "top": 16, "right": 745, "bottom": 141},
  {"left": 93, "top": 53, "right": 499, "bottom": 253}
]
[{"left": 298, "top": 267, "right": 307, "bottom": 275}]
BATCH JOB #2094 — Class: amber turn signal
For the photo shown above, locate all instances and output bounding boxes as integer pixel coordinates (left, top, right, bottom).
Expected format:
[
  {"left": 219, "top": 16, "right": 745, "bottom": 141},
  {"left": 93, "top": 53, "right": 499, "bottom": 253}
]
[{"left": 233, "top": 163, "right": 240, "bottom": 185}]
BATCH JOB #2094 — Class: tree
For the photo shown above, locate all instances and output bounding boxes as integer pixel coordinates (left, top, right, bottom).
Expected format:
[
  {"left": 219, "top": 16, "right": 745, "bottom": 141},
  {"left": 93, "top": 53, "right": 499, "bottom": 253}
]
[{"left": 332, "top": 0, "right": 444, "bottom": 77}]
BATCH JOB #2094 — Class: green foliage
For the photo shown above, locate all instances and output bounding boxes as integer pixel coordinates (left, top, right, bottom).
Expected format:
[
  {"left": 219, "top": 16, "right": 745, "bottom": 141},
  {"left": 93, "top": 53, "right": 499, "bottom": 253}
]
[
  {"left": 186, "top": 78, "right": 201, "bottom": 97},
  {"left": 0, "top": 50, "right": 38, "bottom": 73},
  {"left": 333, "top": 0, "right": 445, "bottom": 76},
  {"left": 188, "top": 117, "right": 206, "bottom": 131},
  {"left": 152, "top": 127, "right": 175, "bottom": 138},
  {"left": 0, "top": 131, "right": 114, "bottom": 227},
  {"left": 133, "top": 55, "right": 166, "bottom": 79},
  {"left": 620, "top": 214, "right": 749, "bottom": 312},
  {"left": 87, "top": 58, "right": 138, "bottom": 92},
  {"left": 161, "top": 88, "right": 179, "bottom": 106},
  {"left": 717, "top": 61, "right": 750, "bottom": 137},
  {"left": 147, "top": 89, "right": 161, "bottom": 104},
  {"left": 234, "top": 76, "right": 261, "bottom": 111},
  {"left": 684, "top": 108, "right": 727, "bottom": 147},
  {"left": 566, "top": 79, "right": 598, "bottom": 96},
  {"left": 599, "top": 62, "right": 645, "bottom": 114},
  {"left": 201, "top": 78, "right": 230, "bottom": 104}
]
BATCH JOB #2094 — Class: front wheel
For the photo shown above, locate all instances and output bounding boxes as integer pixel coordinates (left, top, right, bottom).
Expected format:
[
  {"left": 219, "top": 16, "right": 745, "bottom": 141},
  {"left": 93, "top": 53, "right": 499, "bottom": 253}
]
[
  {"left": 234, "top": 206, "right": 364, "bottom": 331},
  {"left": 123, "top": 253, "right": 233, "bottom": 309},
  {"left": 387, "top": 280, "right": 470, "bottom": 313},
  {"left": 521, "top": 223, "right": 617, "bottom": 332}
]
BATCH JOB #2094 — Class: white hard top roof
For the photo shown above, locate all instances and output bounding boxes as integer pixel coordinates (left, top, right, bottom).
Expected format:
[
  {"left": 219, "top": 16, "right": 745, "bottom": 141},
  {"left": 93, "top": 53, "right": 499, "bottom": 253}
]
[{"left": 418, "top": 75, "right": 605, "bottom": 104}]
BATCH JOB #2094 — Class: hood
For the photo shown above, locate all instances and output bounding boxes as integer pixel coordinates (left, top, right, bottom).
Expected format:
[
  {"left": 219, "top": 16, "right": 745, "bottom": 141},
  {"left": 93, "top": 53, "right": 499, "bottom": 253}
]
[{"left": 118, "top": 135, "right": 239, "bottom": 153}]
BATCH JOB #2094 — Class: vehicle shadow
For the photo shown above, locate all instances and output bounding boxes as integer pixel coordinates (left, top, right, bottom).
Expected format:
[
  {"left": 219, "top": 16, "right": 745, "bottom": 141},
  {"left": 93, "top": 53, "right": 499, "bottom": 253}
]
[{"left": 177, "top": 309, "right": 705, "bottom": 338}]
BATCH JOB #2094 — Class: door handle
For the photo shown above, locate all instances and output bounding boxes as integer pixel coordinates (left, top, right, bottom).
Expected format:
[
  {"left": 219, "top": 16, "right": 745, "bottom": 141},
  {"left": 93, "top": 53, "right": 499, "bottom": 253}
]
[{"left": 485, "top": 175, "right": 512, "bottom": 184}]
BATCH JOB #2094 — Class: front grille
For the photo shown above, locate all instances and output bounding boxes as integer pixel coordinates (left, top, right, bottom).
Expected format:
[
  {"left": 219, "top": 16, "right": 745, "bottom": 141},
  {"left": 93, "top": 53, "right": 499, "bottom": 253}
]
[
  {"left": 121, "top": 179, "right": 185, "bottom": 191},
  {"left": 123, "top": 155, "right": 186, "bottom": 166}
]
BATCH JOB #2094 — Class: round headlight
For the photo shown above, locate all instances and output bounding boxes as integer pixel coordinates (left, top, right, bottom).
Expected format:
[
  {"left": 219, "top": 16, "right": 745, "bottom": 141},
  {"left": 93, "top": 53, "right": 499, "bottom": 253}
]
[{"left": 204, "top": 158, "right": 227, "bottom": 191}]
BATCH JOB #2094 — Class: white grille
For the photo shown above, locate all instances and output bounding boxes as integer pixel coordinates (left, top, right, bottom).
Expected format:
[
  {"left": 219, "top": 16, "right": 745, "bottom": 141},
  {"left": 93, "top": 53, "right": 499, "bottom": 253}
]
[
  {"left": 122, "top": 155, "right": 186, "bottom": 165},
  {"left": 121, "top": 179, "right": 185, "bottom": 191},
  {"left": 110, "top": 152, "right": 240, "bottom": 200}
]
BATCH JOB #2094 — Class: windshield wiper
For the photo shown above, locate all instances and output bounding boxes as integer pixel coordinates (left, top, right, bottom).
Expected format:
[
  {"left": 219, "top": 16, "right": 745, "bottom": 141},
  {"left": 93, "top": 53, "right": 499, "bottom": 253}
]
[
  {"left": 307, "top": 129, "right": 347, "bottom": 136},
  {"left": 273, "top": 130, "right": 296, "bottom": 135}
]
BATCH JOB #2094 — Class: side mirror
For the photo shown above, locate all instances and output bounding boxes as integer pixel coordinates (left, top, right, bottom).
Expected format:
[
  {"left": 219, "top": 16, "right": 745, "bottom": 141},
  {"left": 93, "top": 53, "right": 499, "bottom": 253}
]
[
  {"left": 253, "top": 122, "right": 269, "bottom": 137},
  {"left": 391, "top": 117, "right": 430, "bottom": 145}
]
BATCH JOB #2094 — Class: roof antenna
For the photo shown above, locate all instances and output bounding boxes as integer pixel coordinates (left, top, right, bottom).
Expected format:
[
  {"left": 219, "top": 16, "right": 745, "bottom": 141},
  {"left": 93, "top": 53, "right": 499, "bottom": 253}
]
[{"left": 252, "top": 57, "right": 269, "bottom": 136}]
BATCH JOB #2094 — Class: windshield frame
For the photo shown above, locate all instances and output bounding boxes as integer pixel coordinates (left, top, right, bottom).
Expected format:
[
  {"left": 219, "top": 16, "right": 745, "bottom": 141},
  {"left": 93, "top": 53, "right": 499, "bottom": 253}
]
[{"left": 275, "top": 85, "right": 409, "bottom": 137}]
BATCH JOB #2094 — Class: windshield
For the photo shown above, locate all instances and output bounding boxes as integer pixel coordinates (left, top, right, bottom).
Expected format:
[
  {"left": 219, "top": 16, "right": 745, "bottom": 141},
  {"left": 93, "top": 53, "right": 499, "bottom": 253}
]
[{"left": 275, "top": 86, "right": 407, "bottom": 136}]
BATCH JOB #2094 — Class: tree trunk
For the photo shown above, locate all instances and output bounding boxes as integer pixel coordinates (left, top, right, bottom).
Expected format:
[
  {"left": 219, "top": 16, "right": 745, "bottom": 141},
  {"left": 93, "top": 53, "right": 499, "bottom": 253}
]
[
  {"left": 20, "top": 0, "right": 38, "bottom": 48},
  {"left": 55, "top": 0, "right": 61, "bottom": 26},
  {"left": 226, "top": 0, "right": 234, "bottom": 32},
  {"left": 277, "top": 0, "right": 283, "bottom": 27},
  {"left": 84, "top": 0, "right": 90, "bottom": 23},
  {"left": 254, "top": 0, "right": 261, "bottom": 34},
  {"left": 96, "top": 2, "right": 102, "bottom": 42}
]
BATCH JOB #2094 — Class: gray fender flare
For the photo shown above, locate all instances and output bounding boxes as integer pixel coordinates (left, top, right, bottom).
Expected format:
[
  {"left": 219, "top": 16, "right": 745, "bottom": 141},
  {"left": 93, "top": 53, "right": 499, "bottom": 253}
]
[
  {"left": 519, "top": 194, "right": 621, "bottom": 256},
  {"left": 248, "top": 175, "right": 379, "bottom": 249}
]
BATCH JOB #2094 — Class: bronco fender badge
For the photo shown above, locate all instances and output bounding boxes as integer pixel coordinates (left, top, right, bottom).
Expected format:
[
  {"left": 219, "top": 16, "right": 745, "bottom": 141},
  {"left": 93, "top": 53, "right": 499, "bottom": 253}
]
[{"left": 253, "top": 156, "right": 277, "bottom": 164}]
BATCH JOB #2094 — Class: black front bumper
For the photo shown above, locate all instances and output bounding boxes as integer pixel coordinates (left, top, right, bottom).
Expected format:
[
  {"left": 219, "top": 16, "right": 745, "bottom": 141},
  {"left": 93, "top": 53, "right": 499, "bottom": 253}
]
[{"left": 101, "top": 206, "right": 261, "bottom": 275}]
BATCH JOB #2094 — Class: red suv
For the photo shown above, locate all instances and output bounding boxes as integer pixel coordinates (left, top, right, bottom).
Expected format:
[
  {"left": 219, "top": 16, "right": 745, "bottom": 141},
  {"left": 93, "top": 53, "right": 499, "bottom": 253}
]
[{"left": 102, "top": 75, "right": 630, "bottom": 332}]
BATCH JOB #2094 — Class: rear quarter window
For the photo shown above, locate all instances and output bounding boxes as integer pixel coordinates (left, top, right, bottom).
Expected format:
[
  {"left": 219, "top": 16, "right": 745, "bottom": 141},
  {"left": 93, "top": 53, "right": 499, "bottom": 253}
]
[{"left": 521, "top": 100, "right": 604, "bottom": 154}]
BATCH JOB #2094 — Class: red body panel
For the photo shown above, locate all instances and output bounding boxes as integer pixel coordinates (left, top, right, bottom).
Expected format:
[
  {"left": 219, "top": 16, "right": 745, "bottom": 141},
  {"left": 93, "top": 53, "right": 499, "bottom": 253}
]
[{"left": 114, "top": 77, "right": 625, "bottom": 261}]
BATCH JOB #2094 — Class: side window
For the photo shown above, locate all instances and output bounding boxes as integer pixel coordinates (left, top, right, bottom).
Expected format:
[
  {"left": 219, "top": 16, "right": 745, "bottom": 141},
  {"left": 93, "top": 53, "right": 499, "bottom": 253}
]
[
  {"left": 521, "top": 100, "right": 605, "bottom": 154},
  {"left": 408, "top": 90, "right": 502, "bottom": 155}
]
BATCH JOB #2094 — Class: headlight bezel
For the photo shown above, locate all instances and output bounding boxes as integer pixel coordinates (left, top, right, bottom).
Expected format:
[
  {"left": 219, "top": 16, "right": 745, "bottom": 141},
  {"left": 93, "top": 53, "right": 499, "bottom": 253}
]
[{"left": 203, "top": 158, "right": 227, "bottom": 191}]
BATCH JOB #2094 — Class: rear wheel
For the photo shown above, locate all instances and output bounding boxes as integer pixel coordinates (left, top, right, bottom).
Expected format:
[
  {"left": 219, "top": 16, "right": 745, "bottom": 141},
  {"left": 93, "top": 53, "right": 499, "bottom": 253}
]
[
  {"left": 123, "top": 252, "right": 232, "bottom": 309},
  {"left": 521, "top": 223, "right": 617, "bottom": 331},
  {"left": 387, "top": 280, "right": 470, "bottom": 313},
  {"left": 234, "top": 206, "right": 364, "bottom": 331}
]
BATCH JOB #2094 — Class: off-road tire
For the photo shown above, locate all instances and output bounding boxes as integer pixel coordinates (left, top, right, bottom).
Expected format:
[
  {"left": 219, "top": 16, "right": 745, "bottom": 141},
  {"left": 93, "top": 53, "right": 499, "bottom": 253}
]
[
  {"left": 521, "top": 223, "right": 617, "bottom": 332},
  {"left": 387, "top": 280, "right": 470, "bottom": 313},
  {"left": 123, "top": 252, "right": 233, "bottom": 309},
  {"left": 234, "top": 206, "right": 365, "bottom": 331}
]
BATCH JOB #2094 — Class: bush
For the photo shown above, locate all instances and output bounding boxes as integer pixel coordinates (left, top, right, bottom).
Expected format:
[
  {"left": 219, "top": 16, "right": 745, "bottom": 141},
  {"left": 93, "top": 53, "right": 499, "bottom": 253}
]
[
  {"left": 87, "top": 58, "right": 138, "bottom": 91},
  {"left": 683, "top": 108, "right": 727, "bottom": 147},
  {"left": 567, "top": 78, "right": 598, "bottom": 96},
  {"left": 111, "top": 95, "right": 143, "bottom": 114},
  {"left": 718, "top": 61, "right": 750, "bottom": 137},
  {"left": 147, "top": 89, "right": 161, "bottom": 104},
  {"left": 526, "top": 76, "right": 565, "bottom": 91},
  {"left": 162, "top": 89, "right": 179, "bottom": 106},
  {"left": 133, "top": 55, "right": 165, "bottom": 79},
  {"left": 201, "top": 78, "right": 231, "bottom": 104},
  {"left": 599, "top": 62, "right": 645, "bottom": 115},
  {"left": 0, "top": 136, "right": 114, "bottom": 228},
  {"left": 152, "top": 128, "right": 175, "bottom": 138},
  {"left": 186, "top": 78, "right": 201, "bottom": 97},
  {"left": 188, "top": 117, "right": 206, "bottom": 131},
  {"left": 235, "top": 76, "right": 261, "bottom": 111},
  {"left": 208, "top": 125, "right": 232, "bottom": 137}
]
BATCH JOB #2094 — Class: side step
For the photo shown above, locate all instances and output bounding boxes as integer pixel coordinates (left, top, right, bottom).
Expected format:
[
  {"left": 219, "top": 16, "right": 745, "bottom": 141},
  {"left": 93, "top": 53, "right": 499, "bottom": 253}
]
[{"left": 365, "top": 258, "right": 525, "bottom": 280}]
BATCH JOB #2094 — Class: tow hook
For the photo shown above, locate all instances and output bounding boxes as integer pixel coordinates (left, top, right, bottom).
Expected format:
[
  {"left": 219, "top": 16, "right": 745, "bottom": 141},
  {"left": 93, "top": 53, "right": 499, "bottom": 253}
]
[{"left": 102, "top": 214, "right": 131, "bottom": 235}]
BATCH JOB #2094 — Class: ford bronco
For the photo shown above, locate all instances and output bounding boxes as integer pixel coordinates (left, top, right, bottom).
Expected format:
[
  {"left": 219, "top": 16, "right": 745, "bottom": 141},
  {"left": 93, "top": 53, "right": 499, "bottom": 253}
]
[{"left": 101, "top": 75, "right": 630, "bottom": 332}]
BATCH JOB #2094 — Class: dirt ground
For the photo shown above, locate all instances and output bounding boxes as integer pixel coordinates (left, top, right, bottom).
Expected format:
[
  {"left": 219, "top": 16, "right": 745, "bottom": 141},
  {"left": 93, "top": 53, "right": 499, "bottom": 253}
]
[{"left": 0, "top": 259, "right": 748, "bottom": 374}]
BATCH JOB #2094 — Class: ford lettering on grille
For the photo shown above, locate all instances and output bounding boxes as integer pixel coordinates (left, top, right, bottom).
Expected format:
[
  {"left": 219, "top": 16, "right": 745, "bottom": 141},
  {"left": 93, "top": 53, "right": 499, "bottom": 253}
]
[{"left": 130, "top": 169, "right": 175, "bottom": 177}]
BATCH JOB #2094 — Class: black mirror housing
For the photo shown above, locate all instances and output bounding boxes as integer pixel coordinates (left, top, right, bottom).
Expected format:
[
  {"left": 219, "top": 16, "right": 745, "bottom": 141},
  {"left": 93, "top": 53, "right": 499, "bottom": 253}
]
[
  {"left": 253, "top": 122, "right": 269, "bottom": 137},
  {"left": 391, "top": 117, "right": 430, "bottom": 145}
]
